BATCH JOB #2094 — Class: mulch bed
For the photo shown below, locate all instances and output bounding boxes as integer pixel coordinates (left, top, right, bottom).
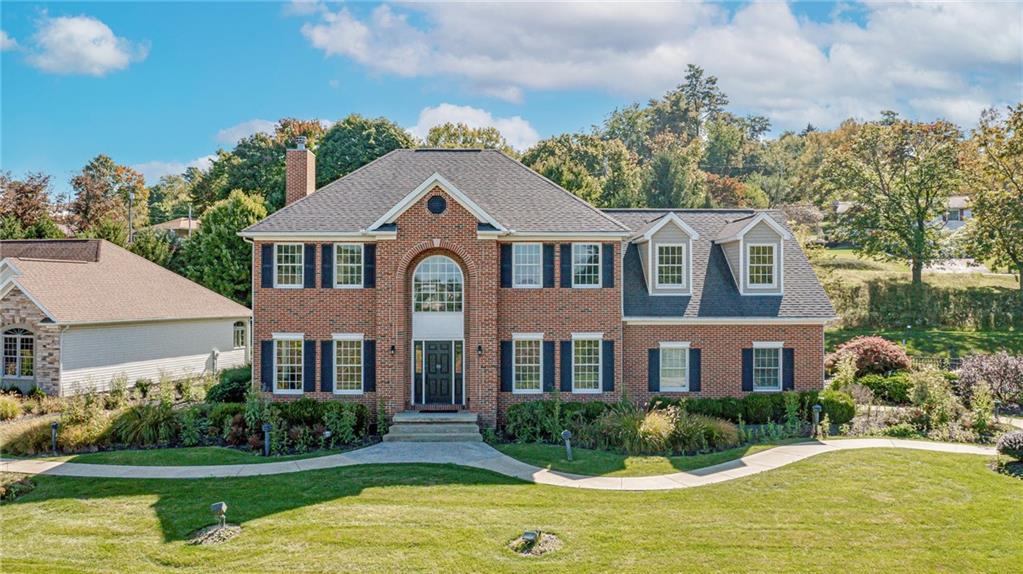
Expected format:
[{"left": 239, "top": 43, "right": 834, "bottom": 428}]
[{"left": 508, "top": 531, "right": 562, "bottom": 557}]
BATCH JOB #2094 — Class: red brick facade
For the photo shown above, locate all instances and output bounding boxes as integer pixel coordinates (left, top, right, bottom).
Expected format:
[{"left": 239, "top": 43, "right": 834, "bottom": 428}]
[{"left": 252, "top": 169, "right": 827, "bottom": 429}]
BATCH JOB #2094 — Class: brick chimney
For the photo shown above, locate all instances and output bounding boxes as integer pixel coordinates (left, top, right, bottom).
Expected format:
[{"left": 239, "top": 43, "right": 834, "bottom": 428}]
[{"left": 285, "top": 136, "right": 315, "bottom": 206}]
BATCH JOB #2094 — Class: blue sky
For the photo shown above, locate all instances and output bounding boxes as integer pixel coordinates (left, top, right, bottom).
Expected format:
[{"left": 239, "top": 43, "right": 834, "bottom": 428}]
[{"left": 2, "top": 1, "right": 1020, "bottom": 198}]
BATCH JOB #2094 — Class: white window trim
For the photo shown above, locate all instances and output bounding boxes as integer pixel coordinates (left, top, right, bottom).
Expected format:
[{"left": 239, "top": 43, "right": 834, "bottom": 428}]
[
  {"left": 333, "top": 243, "right": 364, "bottom": 289},
  {"left": 511, "top": 243, "right": 543, "bottom": 289},
  {"left": 232, "top": 322, "right": 246, "bottom": 350},
  {"left": 332, "top": 333, "right": 364, "bottom": 395},
  {"left": 272, "top": 333, "right": 304, "bottom": 395},
  {"left": 659, "top": 341, "right": 690, "bottom": 392},
  {"left": 752, "top": 341, "right": 783, "bottom": 392},
  {"left": 512, "top": 334, "right": 544, "bottom": 395},
  {"left": 745, "top": 242, "right": 778, "bottom": 290},
  {"left": 273, "top": 243, "right": 305, "bottom": 289},
  {"left": 571, "top": 243, "right": 602, "bottom": 288},
  {"left": 2, "top": 328, "right": 35, "bottom": 380},
  {"left": 571, "top": 334, "right": 602, "bottom": 394},
  {"left": 654, "top": 242, "right": 687, "bottom": 289}
]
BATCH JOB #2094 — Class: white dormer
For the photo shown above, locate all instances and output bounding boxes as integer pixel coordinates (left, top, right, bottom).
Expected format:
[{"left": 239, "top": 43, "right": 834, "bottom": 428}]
[
  {"left": 714, "top": 212, "right": 790, "bottom": 296},
  {"left": 633, "top": 212, "right": 699, "bottom": 297}
]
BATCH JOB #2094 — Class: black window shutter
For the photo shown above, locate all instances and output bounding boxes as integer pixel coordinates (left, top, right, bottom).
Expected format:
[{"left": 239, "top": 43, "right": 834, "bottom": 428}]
[
  {"left": 260, "top": 244, "right": 273, "bottom": 288},
  {"left": 260, "top": 340, "right": 273, "bottom": 391},
  {"left": 363, "top": 244, "right": 376, "bottom": 288},
  {"left": 648, "top": 348, "right": 660, "bottom": 392},
  {"left": 543, "top": 341, "right": 555, "bottom": 392},
  {"left": 500, "top": 244, "right": 512, "bottom": 288},
  {"left": 500, "top": 341, "right": 513, "bottom": 392},
  {"left": 560, "top": 340, "right": 572, "bottom": 391},
  {"left": 602, "top": 340, "right": 614, "bottom": 392},
  {"left": 783, "top": 348, "right": 795, "bottom": 391},
  {"left": 303, "top": 340, "right": 316, "bottom": 392},
  {"left": 320, "top": 340, "right": 333, "bottom": 393},
  {"left": 742, "top": 348, "right": 754, "bottom": 392},
  {"left": 689, "top": 348, "right": 702, "bottom": 392},
  {"left": 543, "top": 244, "right": 555, "bottom": 288},
  {"left": 364, "top": 340, "right": 377, "bottom": 392},
  {"left": 602, "top": 243, "right": 614, "bottom": 288},
  {"left": 321, "top": 244, "right": 333, "bottom": 288},
  {"left": 303, "top": 244, "right": 316, "bottom": 288},
  {"left": 560, "top": 244, "right": 572, "bottom": 287}
]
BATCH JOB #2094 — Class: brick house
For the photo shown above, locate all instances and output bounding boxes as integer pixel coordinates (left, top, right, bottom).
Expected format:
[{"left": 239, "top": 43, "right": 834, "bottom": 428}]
[{"left": 241, "top": 145, "right": 835, "bottom": 429}]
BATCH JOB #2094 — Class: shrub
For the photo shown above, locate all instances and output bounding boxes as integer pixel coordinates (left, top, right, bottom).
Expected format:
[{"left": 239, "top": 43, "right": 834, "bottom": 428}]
[
  {"left": 827, "top": 336, "right": 911, "bottom": 376},
  {"left": 910, "top": 367, "right": 962, "bottom": 431},
  {"left": 0, "top": 474, "right": 35, "bottom": 502},
  {"left": 970, "top": 382, "right": 995, "bottom": 435},
  {"left": 272, "top": 397, "right": 324, "bottom": 427},
  {"left": 177, "top": 407, "right": 209, "bottom": 447},
  {"left": 996, "top": 430, "right": 1023, "bottom": 461},
  {"left": 111, "top": 402, "right": 178, "bottom": 446},
  {"left": 819, "top": 389, "right": 856, "bottom": 425},
  {"left": 742, "top": 394, "right": 775, "bottom": 424},
  {"left": 0, "top": 394, "right": 22, "bottom": 421},
  {"left": 505, "top": 400, "right": 561, "bottom": 443},
  {"left": 957, "top": 352, "right": 1023, "bottom": 406},
  {"left": 881, "top": 422, "right": 920, "bottom": 438},
  {"left": 222, "top": 413, "right": 248, "bottom": 446},
  {"left": 857, "top": 372, "right": 912, "bottom": 404},
  {"left": 830, "top": 355, "right": 857, "bottom": 390},
  {"left": 244, "top": 391, "right": 269, "bottom": 430},
  {"left": 134, "top": 378, "right": 153, "bottom": 399},
  {"left": 323, "top": 402, "right": 369, "bottom": 445},
  {"left": 59, "top": 410, "right": 116, "bottom": 451},
  {"left": 209, "top": 402, "right": 245, "bottom": 430},
  {"left": 633, "top": 409, "right": 675, "bottom": 454},
  {"left": 0, "top": 415, "right": 54, "bottom": 455},
  {"left": 105, "top": 376, "right": 129, "bottom": 410},
  {"left": 205, "top": 369, "right": 251, "bottom": 403}
]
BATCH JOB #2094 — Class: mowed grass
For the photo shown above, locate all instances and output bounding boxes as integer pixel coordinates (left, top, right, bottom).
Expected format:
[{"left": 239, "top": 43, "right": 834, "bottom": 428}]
[
  {"left": 818, "top": 248, "right": 1019, "bottom": 289},
  {"left": 34, "top": 446, "right": 343, "bottom": 466},
  {"left": 494, "top": 439, "right": 807, "bottom": 477},
  {"left": 826, "top": 327, "right": 1023, "bottom": 356},
  {"left": 1, "top": 449, "right": 1019, "bottom": 573}
]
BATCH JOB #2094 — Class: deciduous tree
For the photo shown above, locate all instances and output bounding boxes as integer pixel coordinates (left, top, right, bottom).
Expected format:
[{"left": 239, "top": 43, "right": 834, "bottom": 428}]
[
  {"left": 0, "top": 172, "right": 64, "bottom": 239},
  {"left": 521, "top": 134, "right": 642, "bottom": 207},
  {"left": 424, "top": 123, "right": 515, "bottom": 155},
  {"left": 317, "top": 114, "right": 414, "bottom": 187},
  {"left": 69, "top": 155, "right": 148, "bottom": 232}
]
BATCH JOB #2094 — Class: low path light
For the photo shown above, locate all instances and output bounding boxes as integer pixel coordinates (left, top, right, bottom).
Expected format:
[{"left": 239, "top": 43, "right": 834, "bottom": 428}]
[
  {"left": 561, "top": 430, "right": 573, "bottom": 461},
  {"left": 210, "top": 502, "right": 227, "bottom": 528},
  {"left": 812, "top": 404, "right": 823, "bottom": 438},
  {"left": 50, "top": 421, "right": 60, "bottom": 454},
  {"left": 262, "top": 423, "right": 272, "bottom": 456}
]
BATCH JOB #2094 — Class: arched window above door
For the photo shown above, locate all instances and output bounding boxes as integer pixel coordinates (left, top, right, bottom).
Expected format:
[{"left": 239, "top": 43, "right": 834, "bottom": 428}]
[{"left": 413, "top": 255, "right": 463, "bottom": 312}]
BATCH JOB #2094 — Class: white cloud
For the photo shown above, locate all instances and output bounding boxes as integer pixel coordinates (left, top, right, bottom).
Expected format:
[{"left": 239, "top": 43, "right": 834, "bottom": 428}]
[
  {"left": 26, "top": 15, "right": 148, "bottom": 76},
  {"left": 410, "top": 104, "right": 540, "bottom": 150},
  {"left": 283, "top": 0, "right": 325, "bottom": 17},
  {"left": 133, "top": 155, "right": 214, "bottom": 183},
  {"left": 215, "top": 119, "right": 276, "bottom": 144},
  {"left": 0, "top": 30, "right": 17, "bottom": 51},
  {"left": 298, "top": 2, "right": 1022, "bottom": 130}
]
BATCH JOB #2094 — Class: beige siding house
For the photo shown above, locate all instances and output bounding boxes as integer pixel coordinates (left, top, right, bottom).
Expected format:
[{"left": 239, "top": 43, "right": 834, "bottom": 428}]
[{"left": 0, "top": 239, "right": 251, "bottom": 396}]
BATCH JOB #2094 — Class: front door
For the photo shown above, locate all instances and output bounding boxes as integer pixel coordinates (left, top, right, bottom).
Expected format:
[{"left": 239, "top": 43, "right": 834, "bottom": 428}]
[{"left": 424, "top": 341, "right": 453, "bottom": 404}]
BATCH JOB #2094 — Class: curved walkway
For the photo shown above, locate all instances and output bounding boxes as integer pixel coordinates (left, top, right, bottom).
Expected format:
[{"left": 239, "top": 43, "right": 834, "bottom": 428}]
[{"left": 0, "top": 439, "right": 995, "bottom": 491}]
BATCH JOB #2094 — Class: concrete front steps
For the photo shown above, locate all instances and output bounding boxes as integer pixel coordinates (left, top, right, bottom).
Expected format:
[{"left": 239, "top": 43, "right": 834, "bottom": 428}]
[{"left": 382, "top": 411, "right": 483, "bottom": 442}]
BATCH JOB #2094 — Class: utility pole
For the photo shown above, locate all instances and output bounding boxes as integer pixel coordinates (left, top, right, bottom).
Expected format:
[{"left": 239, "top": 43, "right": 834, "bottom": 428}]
[
  {"left": 188, "top": 204, "right": 193, "bottom": 239},
  {"left": 128, "top": 190, "right": 134, "bottom": 244}
]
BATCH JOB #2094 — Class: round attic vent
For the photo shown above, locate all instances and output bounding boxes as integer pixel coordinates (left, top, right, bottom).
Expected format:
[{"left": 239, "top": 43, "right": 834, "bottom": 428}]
[{"left": 427, "top": 195, "right": 446, "bottom": 214}]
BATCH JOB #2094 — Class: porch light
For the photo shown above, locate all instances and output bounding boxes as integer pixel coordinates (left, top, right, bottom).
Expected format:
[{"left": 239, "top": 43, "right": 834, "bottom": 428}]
[
  {"left": 390, "top": 344, "right": 396, "bottom": 355},
  {"left": 476, "top": 344, "right": 483, "bottom": 356}
]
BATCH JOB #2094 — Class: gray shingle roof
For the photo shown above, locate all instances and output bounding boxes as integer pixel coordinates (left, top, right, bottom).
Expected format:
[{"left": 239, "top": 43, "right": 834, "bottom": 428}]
[
  {"left": 244, "top": 149, "right": 629, "bottom": 234},
  {"left": 606, "top": 209, "right": 836, "bottom": 319}
]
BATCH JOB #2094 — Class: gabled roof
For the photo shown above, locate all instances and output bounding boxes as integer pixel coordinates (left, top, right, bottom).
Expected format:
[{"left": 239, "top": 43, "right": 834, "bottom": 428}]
[
  {"left": 369, "top": 173, "right": 506, "bottom": 231},
  {"left": 605, "top": 210, "right": 834, "bottom": 320},
  {"left": 630, "top": 212, "right": 700, "bottom": 242},
  {"left": 714, "top": 212, "right": 791, "bottom": 243},
  {"left": 0, "top": 239, "right": 250, "bottom": 325},
  {"left": 242, "top": 149, "right": 629, "bottom": 235}
]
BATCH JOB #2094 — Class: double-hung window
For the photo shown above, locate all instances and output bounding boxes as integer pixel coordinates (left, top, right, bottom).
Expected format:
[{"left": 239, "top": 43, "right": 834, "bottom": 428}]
[
  {"left": 659, "top": 342, "right": 689, "bottom": 391},
  {"left": 572, "top": 243, "right": 601, "bottom": 288},
  {"left": 233, "top": 322, "right": 246, "bottom": 350},
  {"left": 512, "top": 334, "right": 543, "bottom": 394},
  {"left": 334, "top": 335, "right": 364, "bottom": 394},
  {"left": 656, "top": 243, "right": 686, "bottom": 288},
  {"left": 572, "top": 335, "right": 601, "bottom": 393},
  {"left": 2, "top": 328, "right": 34, "bottom": 379},
  {"left": 274, "top": 243, "right": 304, "bottom": 288},
  {"left": 512, "top": 244, "right": 542, "bottom": 288},
  {"left": 752, "top": 342, "right": 783, "bottom": 391},
  {"left": 747, "top": 244, "right": 776, "bottom": 288},
  {"left": 273, "top": 335, "right": 303, "bottom": 394},
  {"left": 335, "top": 244, "right": 363, "bottom": 288}
]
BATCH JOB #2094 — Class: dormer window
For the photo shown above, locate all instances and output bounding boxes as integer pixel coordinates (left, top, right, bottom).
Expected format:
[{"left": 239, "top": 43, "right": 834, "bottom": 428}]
[
  {"left": 747, "top": 244, "right": 776, "bottom": 288},
  {"left": 655, "top": 244, "right": 686, "bottom": 289}
]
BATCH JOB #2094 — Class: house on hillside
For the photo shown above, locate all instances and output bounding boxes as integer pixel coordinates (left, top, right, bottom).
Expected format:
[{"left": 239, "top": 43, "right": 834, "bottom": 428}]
[
  {"left": 833, "top": 195, "right": 972, "bottom": 231},
  {"left": 150, "top": 216, "right": 200, "bottom": 239},
  {"left": 0, "top": 239, "right": 251, "bottom": 396},
  {"left": 239, "top": 145, "right": 835, "bottom": 430}
]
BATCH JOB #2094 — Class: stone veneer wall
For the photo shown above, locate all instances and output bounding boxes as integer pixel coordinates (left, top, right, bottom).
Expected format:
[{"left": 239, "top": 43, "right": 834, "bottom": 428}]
[{"left": 1, "top": 286, "right": 61, "bottom": 395}]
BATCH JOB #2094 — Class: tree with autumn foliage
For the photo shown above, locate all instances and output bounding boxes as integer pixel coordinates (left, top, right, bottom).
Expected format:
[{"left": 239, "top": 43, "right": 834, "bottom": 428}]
[
  {"left": 424, "top": 123, "right": 515, "bottom": 155},
  {"left": 967, "top": 105, "right": 1023, "bottom": 297},
  {"left": 0, "top": 171, "right": 64, "bottom": 239},
  {"left": 69, "top": 155, "right": 148, "bottom": 233}
]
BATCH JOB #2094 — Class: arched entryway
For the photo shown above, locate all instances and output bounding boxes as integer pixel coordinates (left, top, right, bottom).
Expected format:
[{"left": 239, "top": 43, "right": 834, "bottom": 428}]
[{"left": 410, "top": 254, "right": 465, "bottom": 406}]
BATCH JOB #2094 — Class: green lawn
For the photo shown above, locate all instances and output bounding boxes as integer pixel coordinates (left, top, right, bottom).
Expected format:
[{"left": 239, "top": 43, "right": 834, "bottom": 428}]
[
  {"left": 826, "top": 327, "right": 1023, "bottom": 356},
  {"left": 818, "top": 248, "right": 1019, "bottom": 290},
  {"left": 1, "top": 450, "right": 1019, "bottom": 573},
  {"left": 494, "top": 440, "right": 806, "bottom": 477},
  {"left": 32, "top": 446, "right": 343, "bottom": 466}
]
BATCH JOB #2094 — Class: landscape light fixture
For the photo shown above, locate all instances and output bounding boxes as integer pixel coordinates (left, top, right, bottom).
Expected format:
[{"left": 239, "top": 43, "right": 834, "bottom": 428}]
[{"left": 210, "top": 502, "right": 228, "bottom": 528}]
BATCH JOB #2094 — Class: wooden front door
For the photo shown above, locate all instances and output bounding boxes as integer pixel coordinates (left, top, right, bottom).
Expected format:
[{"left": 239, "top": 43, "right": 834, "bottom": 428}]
[{"left": 424, "top": 341, "right": 453, "bottom": 404}]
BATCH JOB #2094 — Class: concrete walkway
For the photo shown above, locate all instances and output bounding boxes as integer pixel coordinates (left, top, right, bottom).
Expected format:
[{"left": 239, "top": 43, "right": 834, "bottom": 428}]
[{"left": 0, "top": 438, "right": 996, "bottom": 491}]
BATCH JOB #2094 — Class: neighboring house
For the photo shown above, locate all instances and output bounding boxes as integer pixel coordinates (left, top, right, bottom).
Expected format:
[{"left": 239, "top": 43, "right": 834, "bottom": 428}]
[
  {"left": 0, "top": 239, "right": 251, "bottom": 396},
  {"left": 833, "top": 195, "right": 971, "bottom": 231},
  {"left": 150, "top": 216, "right": 200, "bottom": 239},
  {"left": 240, "top": 146, "right": 835, "bottom": 427}
]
